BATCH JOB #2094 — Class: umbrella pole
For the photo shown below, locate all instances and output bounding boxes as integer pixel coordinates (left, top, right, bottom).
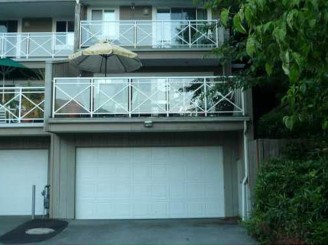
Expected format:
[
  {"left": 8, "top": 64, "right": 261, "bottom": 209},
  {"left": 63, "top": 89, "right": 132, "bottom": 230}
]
[
  {"left": 2, "top": 75, "right": 4, "bottom": 104},
  {"left": 105, "top": 56, "right": 107, "bottom": 77}
]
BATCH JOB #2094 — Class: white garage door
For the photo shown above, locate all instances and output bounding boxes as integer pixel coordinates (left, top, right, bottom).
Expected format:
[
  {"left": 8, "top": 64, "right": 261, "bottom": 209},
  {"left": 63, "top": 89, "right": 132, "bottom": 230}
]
[
  {"left": 0, "top": 149, "right": 48, "bottom": 215},
  {"left": 76, "top": 146, "right": 224, "bottom": 219}
]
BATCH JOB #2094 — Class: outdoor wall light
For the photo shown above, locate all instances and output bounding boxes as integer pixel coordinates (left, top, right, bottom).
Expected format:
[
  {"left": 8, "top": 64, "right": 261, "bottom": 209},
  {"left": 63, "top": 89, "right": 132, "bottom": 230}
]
[
  {"left": 144, "top": 120, "right": 153, "bottom": 128},
  {"left": 23, "top": 21, "right": 30, "bottom": 28},
  {"left": 143, "top": 7, "right": 150, "bottom": 16},
  {"left": 131, "top": 2, "right": 135, "bottom": 10}
]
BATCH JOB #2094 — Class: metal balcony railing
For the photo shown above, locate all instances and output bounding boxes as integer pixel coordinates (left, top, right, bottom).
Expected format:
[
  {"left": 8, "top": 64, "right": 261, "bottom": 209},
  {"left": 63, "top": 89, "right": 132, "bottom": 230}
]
[
  {"left": 0, "top": 87, "right": 45, "bottom": 124},
  {"left": 53, "top": 77, "right": 244, "bottom": 118},
  {"left": 0, "top": 32, "right": 74, "bottom": 59},
  {"left": 80, "top": 20, "right": 224, "bottom": 49}
]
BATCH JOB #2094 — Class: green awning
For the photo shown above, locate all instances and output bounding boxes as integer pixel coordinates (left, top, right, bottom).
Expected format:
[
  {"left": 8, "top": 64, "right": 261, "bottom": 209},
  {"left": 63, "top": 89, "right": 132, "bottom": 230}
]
[{"left": 0, "top": 58, "right": 26, "bottom": 69}]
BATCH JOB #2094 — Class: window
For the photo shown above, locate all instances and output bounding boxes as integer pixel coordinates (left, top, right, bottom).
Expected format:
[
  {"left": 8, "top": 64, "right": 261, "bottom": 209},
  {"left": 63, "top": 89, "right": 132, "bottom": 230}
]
[
  {"left": 0, "top": 21, "right": 18, "bottom": 33},
  {"left": 55, "top": 20, "right": 74, "bottom": 47},
  {"left": 56, "top": 21, "right": 74, "bottom": 33},
  {"left": 156, "top": 8, "right": 207, "bottom": 21},
  {"left": 155, "top": 8, "right": 208, "bottom": 47},
  {"left": 91, "top": 9, "right": 118, "bottom": 41}
]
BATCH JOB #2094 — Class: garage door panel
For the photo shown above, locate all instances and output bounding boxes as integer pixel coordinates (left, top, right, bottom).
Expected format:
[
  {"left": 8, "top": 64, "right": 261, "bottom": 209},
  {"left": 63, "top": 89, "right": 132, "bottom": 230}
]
[
  {"left": 79, "top": 182, "right": 96, "bottom": 198},
  {"left": 169, "top": 183, "right": 186, "bottom": 199},
  {"left": 76, "top": 146, "right": 224, "bottom": 219},
  {"left": 151, "top": 184, "right": 168, "bottom": 198},
  {"left": 133, "top": 163, "right": 151, "bottom": 181},
  {"left": 205, "top": 183, "right": 224, "bottom": 198},
  {"left": 187, "top": 183, "right": 206, "bottom": 199},
  {"left": 0, "top": 149, "right": 48, "bottom": 215},
  {"left": 151, "top": 202, "right": 168, "bottom": 217}
]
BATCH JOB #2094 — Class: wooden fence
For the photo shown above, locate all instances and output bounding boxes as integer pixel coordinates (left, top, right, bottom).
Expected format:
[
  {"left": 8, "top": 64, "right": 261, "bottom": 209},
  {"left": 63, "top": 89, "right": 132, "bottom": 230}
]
[{"left": 248, "top": 139, "right": 291, "bottom": 202}]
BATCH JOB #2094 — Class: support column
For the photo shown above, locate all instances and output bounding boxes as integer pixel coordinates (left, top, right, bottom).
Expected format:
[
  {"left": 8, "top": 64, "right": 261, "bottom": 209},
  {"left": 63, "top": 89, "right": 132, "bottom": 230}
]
[
  {"left": 74, "top": 2, "right": 87, "bottom": 51},
  {"left": 44, "top": 61, "right": 53, "bottom": 122},
  {"left": 49, "top": 134, "right": 76, "bottom": 219},
  {"left": 74, "top": 3, "right": 81, "bottom": 52}
]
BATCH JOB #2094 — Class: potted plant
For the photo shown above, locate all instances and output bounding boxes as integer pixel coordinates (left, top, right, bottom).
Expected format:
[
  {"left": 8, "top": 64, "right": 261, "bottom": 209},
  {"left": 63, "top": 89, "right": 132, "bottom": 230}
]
[{"left": 179, "top": 78, "right": 236, "bottom": 116}]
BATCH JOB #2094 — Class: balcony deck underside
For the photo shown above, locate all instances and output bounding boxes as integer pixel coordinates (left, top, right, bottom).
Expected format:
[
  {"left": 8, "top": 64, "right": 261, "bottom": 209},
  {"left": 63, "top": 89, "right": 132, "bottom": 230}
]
[
  {"left": 0, "top": 125, "right": 48, "bottom": 136},
  {"left": 45, "top": 116, "right": 249, "bottom": 133}
]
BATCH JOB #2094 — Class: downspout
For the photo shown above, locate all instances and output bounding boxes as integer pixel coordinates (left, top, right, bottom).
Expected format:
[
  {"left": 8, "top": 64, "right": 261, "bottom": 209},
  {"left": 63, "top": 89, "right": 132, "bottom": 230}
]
[{"left": 242, "top": 120, "right": 249, "bottom": 220}]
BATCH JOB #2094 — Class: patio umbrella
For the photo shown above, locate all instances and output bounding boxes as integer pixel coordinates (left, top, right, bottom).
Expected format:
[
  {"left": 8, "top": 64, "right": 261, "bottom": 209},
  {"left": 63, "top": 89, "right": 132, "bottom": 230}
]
[
  {"left": 0, "top": 58, "right": 32, "bottom": 103},
  {"left": 68, "top": 41, "right": 142, "bottom": 76}
]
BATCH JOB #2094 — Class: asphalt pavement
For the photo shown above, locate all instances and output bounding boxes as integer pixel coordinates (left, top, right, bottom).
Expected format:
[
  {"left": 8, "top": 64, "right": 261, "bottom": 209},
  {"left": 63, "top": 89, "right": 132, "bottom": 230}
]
[{"left": 0, "top": 217, "right": 258, "bottom": 245}]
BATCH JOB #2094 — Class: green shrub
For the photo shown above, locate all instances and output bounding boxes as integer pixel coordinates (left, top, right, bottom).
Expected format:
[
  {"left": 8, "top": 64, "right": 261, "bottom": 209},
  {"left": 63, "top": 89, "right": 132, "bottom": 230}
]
[
  {"left": 246, "top": 156, "right": 328, "bottom": 244},
  {"left": 257, "top": 108, "right": 325, "bottom": 139}
]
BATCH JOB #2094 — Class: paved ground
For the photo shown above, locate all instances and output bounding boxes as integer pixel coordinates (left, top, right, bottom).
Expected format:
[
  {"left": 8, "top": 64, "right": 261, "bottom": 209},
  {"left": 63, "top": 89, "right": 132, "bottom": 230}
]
[{"left": 0, "top": 217, "right": 257, "bottom": 245}]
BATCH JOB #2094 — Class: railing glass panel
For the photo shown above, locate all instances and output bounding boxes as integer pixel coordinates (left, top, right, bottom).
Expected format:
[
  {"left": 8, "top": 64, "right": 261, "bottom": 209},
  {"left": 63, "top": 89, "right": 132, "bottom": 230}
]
[
  {"left": 0, "top": 32, "right": 74, "bottom": 59},
  {"left": 53, "top": 77, "right": 243, "bottom": 118},
  {"left": 0, "top": 87, "right": 44, "bottom": 124},
  {"left": 80, "top": 20, "right": 222, "bottom": 49}
]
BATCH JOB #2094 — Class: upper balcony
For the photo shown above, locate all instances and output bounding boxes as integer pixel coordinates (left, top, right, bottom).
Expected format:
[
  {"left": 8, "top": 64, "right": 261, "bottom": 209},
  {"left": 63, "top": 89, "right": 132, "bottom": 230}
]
[
  {"left": 47, "top": 76, "right": 247, "bottom": 133},
  {"left": 80, "top": 20, "right": 224, "bottom": 50},
  {"left": 52, "top": 76, "right": 243, "bottom": 118},
  {"left": 0, "top": 32, "right": 74, "bottom": 59}
]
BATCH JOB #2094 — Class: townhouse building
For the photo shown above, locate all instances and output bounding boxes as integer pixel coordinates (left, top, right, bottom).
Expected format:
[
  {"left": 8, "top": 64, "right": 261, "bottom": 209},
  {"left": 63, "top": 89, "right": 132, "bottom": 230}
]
[{"left": 0, "top": 0, "right": 252, "bottom": 220}]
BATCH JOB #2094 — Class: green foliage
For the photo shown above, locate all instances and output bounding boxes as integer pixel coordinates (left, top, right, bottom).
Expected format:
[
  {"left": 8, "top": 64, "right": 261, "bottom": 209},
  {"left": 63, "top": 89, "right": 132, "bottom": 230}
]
[
  {"left": 257, "top": 108, "right": 294, "bottom": 139},
  {"left": 257, "top": 107, "right": 324, "bottom": 139},
  {"left": 246, "top": 154, "right": 328, "bottom": 244},
  {"left": 206, "top": 0, "right": 328, "bottom": 136}
]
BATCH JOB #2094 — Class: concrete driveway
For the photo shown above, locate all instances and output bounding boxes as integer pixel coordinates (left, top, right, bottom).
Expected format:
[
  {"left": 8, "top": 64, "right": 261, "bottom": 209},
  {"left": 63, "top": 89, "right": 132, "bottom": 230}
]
[{"left": 0, "top": 217, "right": 257, "bottom": 245}]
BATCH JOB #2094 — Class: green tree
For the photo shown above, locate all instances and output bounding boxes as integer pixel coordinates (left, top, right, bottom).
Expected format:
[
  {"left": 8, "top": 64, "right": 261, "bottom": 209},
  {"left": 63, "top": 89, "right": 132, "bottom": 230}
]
[{"left": 204, "top": 0, "right": 328, "bottom": 136}]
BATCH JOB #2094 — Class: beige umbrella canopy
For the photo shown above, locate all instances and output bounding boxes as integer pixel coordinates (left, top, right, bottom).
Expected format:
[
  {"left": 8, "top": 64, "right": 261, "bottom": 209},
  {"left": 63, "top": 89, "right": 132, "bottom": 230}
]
[{"left": 69, "top": 42, "right": 142, "bottom": 76}]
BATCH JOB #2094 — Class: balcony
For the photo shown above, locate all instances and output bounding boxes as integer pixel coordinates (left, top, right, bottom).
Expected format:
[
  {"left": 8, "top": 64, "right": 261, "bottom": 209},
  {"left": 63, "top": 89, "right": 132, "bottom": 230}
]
[
  {"left": 52, "top": 76, "right": 244, "bottom": 119},
  {"left": 80, "top": 20, "right": 224, "bottom": 49},
  {"left": 0, "top": 87, "right": 45, "bottom": 125},
  {"left": 0, "top": 32, "right": 74, "bottom": 59}
]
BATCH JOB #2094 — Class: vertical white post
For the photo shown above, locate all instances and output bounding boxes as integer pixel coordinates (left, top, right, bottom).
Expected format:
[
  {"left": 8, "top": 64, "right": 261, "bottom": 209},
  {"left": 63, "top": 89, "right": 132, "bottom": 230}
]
[
  {"left": 90, "top": 78, "right": 94, "bottom": 118},
  {"left": 1, "top": 34, "right": 4, "bottom": 58},
  {"left": 204, "top": 78, "right": 207, "bottom": 117},
  {"left": 166, "top": 78, "right": 169, "bottom": 117},
  {"left": 52, "top": 78, "right": 56, "bottom": 118},
  {"left": 18, "top": 87, "right": 22, "bottom": 123},
  {"left": 134, "top": 21, "right": 137, "bottom": 48},
  {"left": 25, "top": 33, "right": 30, "bottom": 59},
  {"left": 31, "top": 185, "right": 36, "bottom": 219},
  {"left": 188, "top": 21, "right": 192, "bottom": 48},
  {"left": 128, "top": 78, "right": 132, "bottom": 118}
]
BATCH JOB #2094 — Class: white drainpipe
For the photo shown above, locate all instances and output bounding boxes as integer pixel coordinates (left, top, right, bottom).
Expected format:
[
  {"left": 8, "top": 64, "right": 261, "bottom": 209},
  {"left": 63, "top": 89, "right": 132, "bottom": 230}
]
[{"left": 242, "top": 120, "right": 249, "bottom": 220}]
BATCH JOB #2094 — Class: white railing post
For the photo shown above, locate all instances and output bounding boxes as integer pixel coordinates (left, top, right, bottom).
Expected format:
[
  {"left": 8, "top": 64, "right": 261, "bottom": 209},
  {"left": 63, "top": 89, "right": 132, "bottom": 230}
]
[
  {"left": 0, "top": 34, "right": 4, "bottom": 58},
  {"left": 52, "top": 79, "right": 56, "bottom": 118},
  {"left": 51, "top": 33, "right": 55, "bottom": 58},
  {"left": 80, "top": 22, "right": 83, "bottom": 48},
  {"left": 166, "top": 78, "right": 169, "bottom": 117},
  {"left": 128, "top": 78, "right": 132, "bottom": 118},
  {"left": 161, "top": 21, "right": 164, "bottom": 48},
  {"left": 26, "top": 33, "right": 30, "bottom": 59},
  {"left": 188, "top": 21, "right": 192, "bottom": 48},
  {"left": 216, "top": 22, "right": 221, "bottom": 47},
  {"left": 241, "top": 89, "right": 246, "bottom": 116},
  {"left": 90, "top": 78, "right": 94, "bottom": 118},
  {"left": 204, "top": 78, "right": 208, "bottom": 116},
  {"left": 18, "top": 87, "right": 22, "bottom": 123},
  {"left": 134, "top": 21, "right": 137, "bottom": 48}
]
